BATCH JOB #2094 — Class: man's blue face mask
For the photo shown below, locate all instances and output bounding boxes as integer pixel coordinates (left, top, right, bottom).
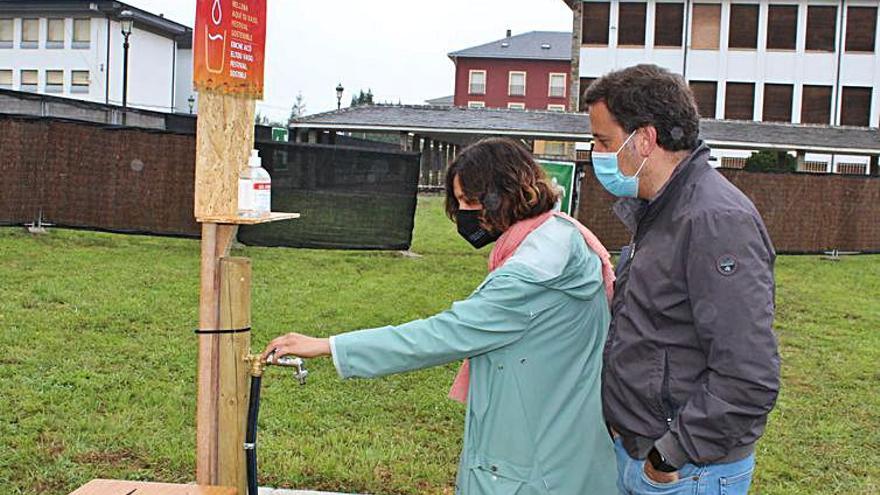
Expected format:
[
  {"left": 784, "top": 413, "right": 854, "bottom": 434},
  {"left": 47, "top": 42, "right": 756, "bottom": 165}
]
[{"left": 590, "top": 130, "right": 648, "bottom": 198}]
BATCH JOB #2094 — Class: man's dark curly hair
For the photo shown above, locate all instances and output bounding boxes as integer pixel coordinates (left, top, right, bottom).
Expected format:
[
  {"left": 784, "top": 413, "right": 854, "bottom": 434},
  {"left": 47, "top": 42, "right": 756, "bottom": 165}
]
[{"left": 583, "top": 64, "right": 700, "bottom": 151}]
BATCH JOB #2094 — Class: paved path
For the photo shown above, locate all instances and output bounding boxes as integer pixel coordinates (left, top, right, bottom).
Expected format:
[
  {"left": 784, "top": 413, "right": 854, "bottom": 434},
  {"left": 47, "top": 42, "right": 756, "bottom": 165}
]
[{"left": 258, "top": 488, "right": 364, "bottom": 495}]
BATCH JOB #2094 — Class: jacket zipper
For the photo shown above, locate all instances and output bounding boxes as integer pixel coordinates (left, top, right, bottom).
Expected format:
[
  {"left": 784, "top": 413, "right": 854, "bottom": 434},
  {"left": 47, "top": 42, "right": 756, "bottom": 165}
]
[{"left": 661, "top": 350, "right": 674, "bottom": 428}]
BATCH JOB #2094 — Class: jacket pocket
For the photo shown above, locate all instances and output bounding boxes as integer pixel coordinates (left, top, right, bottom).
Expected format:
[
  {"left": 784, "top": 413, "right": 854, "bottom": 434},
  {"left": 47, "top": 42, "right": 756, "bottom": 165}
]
[
  {"left": 469, "top": 455, "right": 531, "bottom": 494},
  {"left": 470, "top": 466, "right": 524, "bottom": 494},
  {"left": 475, "top": 353, "right": 538, "bottom": 467},
  {"left": 647, "top": 352, "right": 666, "bottom": 421}
]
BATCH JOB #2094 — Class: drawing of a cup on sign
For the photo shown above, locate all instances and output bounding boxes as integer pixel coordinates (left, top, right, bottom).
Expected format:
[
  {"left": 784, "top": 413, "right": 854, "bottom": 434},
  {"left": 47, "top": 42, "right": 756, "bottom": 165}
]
[{"left": 205, "top": 0, "right": 226, "bottom": 74}]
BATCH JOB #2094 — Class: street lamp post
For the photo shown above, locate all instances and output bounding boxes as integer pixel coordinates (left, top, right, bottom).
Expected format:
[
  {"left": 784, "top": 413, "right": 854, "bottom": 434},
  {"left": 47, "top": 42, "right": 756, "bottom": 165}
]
[
  {"left": 336, "top": 83, "right": 344, "bottom": 110},
  {"left": 120, "top": 10, "right": 134, "bottom": 109}
]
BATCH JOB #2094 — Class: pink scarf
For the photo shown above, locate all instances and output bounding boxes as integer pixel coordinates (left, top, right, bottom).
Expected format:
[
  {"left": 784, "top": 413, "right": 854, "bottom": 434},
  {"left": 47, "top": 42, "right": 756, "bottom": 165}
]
[{"left": 448, "top": 211, "right": 615, "bottom": 403}]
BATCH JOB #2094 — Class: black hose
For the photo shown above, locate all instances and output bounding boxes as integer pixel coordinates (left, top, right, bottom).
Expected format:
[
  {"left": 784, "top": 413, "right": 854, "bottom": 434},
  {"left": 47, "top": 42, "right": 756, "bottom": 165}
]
[{"left": 246, "top": 374, "right": 262, "bottom": 495}]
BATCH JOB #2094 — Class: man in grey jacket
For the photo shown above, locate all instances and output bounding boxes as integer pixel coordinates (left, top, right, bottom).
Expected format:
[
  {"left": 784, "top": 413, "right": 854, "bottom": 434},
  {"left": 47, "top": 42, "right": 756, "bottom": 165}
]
[{"left": 584, "top": 64, "right": 780, "bottom": 495}]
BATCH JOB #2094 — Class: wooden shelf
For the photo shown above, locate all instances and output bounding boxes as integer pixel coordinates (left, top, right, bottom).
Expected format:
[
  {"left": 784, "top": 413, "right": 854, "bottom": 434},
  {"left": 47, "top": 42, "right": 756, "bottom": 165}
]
[{"left": 197, "top": 212, "right": 300, "bottom": 225}]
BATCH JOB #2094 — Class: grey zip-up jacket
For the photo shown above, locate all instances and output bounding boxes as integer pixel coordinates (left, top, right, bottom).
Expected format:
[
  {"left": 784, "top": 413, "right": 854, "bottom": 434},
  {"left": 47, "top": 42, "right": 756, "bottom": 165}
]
[{"left": 602, "top": 143, "right": 780, "bottom": 468}]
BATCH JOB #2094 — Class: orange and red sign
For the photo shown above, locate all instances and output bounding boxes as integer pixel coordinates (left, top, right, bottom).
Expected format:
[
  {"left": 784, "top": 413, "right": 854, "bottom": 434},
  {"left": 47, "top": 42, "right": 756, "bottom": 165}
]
[{"left": 193, "top": 0, "right": 267, "bottom": 98}]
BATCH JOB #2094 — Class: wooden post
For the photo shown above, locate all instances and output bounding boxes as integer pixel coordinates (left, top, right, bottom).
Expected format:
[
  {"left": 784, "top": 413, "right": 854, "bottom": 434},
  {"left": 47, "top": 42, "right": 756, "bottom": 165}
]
[
  {"left": 796, "top": 150, "right": 806, "bottom": 172},
  {"left": 420, "top": 138, "right": 431, "bottom": 186},
  {"left": 411, "top": 133, "right": 420, "bottom": 153},
  {"left": 429, "top": 142, "right": 437, "bottom": 186},
  {"left": 438, "top": 142, "right": 448, "bottom": 186},
  {"left": 196, "top": 222, "right": 238, "bottom": 485},
  {"left": 400, "top": 131, "right": 410, "bottom": 151},
  {"left": 217, "top": 257, "right": 252, "bottom": 495},
  {"left": 195, "top": 89, "right": 257, "bottom": 489},
  {"left": 442, "top": 143, "right": 453, "bottom": 185}
]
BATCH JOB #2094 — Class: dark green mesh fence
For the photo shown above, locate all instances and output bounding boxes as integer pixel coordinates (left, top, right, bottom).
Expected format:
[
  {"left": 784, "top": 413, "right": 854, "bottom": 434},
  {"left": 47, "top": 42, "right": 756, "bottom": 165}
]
[
  {"left": 0, "top": 113, "right": 421, "bottom": 250},
  {"left": 241, "top": 141, "right": 420, "bottom": 250}
]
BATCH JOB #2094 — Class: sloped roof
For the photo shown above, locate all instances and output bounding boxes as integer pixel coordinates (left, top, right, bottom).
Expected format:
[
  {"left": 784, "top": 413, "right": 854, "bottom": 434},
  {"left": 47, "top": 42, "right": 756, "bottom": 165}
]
[
  {"left": 292, "top": 104, "right": 880, "bottom": 154},
  {"left": 448, "top": 31, "right": 572, "bottom": 61},
  {"left": 294, "top": 104, "right": 588, "bottom": 141}
]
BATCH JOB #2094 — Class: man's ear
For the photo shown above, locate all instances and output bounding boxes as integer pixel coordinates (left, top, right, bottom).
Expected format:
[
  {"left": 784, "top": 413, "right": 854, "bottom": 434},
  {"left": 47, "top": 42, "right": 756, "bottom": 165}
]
[{"left": 637, "top": 126, "right": 658, "bottom": 158}]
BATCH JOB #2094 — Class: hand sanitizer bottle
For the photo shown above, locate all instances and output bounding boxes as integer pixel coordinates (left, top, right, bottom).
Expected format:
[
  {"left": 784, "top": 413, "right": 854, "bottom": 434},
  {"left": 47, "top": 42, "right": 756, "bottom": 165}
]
[{"left": 238, "top": 149, "right": 271, "bottom": 218}]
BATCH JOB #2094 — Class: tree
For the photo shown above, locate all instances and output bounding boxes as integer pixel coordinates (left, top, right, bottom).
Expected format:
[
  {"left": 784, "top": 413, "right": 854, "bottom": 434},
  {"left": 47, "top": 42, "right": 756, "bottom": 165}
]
[
  {"left": 744, "top": 150, "right": 797, "bottom": 173},
  {"left": 254, "top": 111, "right": 284, "bottom": 128},
  {"left": 288, "top": 92, "right": 306, "bottom": 125},
  {"left": 350, "top": 89, "right": 375, "bottom": 107}
]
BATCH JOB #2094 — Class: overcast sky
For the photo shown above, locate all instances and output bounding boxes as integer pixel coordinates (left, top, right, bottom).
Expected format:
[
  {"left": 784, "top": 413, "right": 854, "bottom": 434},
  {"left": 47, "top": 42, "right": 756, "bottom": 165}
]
[{"left": 124, "top": 0, "right": 572, "bottom": 121}]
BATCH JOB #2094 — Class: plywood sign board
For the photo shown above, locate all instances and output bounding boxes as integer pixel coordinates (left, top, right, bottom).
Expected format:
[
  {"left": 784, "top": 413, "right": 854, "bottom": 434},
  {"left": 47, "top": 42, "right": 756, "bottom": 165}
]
[{"left": 194, "top": 0, "right": 267, "bottom": 98}]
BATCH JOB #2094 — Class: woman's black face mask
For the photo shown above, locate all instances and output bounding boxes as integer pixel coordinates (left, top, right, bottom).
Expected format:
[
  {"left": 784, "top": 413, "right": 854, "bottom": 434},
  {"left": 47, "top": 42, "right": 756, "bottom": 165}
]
[{"left": 456, "top": 209, "right": 500, "bottom": 249}]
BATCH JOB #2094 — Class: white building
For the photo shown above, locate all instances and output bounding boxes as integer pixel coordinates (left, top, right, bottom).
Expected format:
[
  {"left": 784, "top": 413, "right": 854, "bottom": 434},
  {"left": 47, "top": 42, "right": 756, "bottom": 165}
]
[
  {"left": 565, "top": 0, "right": 880, "bottom": 174},
  {"left": 0, "top": 0, "right": 194, "bottom": 114}
]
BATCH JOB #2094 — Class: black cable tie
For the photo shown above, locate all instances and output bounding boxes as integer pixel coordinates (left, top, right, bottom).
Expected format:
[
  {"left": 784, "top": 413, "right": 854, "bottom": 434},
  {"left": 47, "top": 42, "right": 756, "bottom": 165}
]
[{"left": 194, "top": 326, "right": 252, "bottom": 335}]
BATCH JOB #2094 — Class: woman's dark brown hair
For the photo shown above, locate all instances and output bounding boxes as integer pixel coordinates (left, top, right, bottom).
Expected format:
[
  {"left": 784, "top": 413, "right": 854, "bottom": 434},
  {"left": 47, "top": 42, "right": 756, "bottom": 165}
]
[{"left": 444, "top": 137, "right": 558, "bottom": 233}]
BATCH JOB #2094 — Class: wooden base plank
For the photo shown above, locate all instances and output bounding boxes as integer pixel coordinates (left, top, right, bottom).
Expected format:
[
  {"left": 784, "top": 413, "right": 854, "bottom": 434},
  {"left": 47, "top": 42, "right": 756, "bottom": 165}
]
[{"left": 69, "top": 479, "right": 235, "bottom": 495}]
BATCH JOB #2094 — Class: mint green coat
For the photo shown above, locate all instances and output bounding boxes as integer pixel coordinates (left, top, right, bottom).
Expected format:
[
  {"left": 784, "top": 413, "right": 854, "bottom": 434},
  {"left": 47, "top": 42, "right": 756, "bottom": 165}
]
[{"left": 330, "top": 217, "right": 618, "bottom": 494}]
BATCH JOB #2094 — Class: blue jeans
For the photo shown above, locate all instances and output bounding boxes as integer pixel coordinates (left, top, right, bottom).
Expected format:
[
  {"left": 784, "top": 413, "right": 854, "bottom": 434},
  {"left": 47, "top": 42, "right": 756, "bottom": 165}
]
[{"left": 613, "top": 436, "right": 755, "bottom": 495}]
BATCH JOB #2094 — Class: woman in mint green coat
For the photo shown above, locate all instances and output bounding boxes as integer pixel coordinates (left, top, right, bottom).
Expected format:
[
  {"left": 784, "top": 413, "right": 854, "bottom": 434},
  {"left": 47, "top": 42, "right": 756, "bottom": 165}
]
[{"left": 264, "top": 138, "right": 618, "bottom": 494}]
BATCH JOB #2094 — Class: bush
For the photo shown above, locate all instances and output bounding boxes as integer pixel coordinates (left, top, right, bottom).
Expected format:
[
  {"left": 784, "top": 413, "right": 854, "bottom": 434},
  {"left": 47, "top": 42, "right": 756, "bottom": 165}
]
[{"left": 744, "top": 150, "right": 797, "bottom": 173}]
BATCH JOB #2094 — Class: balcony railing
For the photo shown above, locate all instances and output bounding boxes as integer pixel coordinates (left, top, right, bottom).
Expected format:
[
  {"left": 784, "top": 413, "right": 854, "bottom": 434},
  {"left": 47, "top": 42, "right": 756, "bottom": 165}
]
[{"left": 837, "top": 162, "right": 867, "bottom": 175}]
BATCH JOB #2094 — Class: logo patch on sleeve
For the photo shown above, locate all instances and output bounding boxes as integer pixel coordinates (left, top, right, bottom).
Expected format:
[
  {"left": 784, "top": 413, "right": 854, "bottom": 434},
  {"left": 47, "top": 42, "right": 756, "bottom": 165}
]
[{"left": 716, "top": 254, "right": 738, "bottom": 276}]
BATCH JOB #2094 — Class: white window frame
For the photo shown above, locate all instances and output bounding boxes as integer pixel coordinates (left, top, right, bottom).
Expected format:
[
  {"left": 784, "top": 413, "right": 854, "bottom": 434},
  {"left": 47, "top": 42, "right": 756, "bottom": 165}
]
[
  {"left": 508, "top": 71, "right": 526, "bottom": 97},
  {"left": 73, "top": 18, "right": 90, "bottom": 49},
  {"left": 468, "top": 101, "right": 486, "bottom": 109},
  {"left": 20, "top": 69, "right": 38, "bottom": 91},
  {"left": 45, "top": 69, "right": 64, "bottom": 93},
  {"left": 0, "top": 19, "right": 13, "bottom": 48},
  {"left": 508, "top": 102, "right": 526, "bottom": 110},
  {"left": 21, "top": 18, "right": 39, "bottom": 48},
  {"left": 549, "top": 73, "right": 567, "bottom": 98},
  {"left": 0, "top": 69, "right": 12, "bottom": 88},
  {"left": 47, "top": 18, "right": 65, "bottom": 48},
  {"left": 71, "top": 70, "right": 90, "bottom": 94},
  {"left": 468, "top": 70, "right": 486, "bottom": 95},
  {"left": 547, "top": 104, "right": 566, "bottom": 112}
]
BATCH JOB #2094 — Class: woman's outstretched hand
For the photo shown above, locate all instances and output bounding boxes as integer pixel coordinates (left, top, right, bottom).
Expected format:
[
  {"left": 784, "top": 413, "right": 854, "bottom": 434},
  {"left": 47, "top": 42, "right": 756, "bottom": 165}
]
[{"left": 262, "top": 332, "right": 331, "bottom": 361}]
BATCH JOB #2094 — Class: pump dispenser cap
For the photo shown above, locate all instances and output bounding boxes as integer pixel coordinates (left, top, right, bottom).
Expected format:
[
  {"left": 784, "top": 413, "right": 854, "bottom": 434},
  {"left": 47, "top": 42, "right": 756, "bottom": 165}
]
[{"left": 249, "top": 149, "right": 261, "bottom": 168}]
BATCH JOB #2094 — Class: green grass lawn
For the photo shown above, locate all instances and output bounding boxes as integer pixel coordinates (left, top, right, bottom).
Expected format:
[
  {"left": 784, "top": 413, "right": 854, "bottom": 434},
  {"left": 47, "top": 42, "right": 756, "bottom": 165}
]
[{"left": 0, "top": 196, "right": 878, "bottom": 495}]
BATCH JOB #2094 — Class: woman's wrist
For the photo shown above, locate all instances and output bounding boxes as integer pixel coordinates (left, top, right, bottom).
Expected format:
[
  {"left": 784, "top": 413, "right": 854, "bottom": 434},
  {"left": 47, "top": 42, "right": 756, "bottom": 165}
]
[{"left": 315, "top": 337, "right": 332, "bottom": 356}]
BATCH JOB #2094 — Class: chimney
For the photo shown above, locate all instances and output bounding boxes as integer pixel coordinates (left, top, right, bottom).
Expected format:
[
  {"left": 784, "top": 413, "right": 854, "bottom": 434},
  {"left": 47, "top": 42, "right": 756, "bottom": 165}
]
[{"left": 506, "top": 29, "right": 512, "bottom": 38}]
